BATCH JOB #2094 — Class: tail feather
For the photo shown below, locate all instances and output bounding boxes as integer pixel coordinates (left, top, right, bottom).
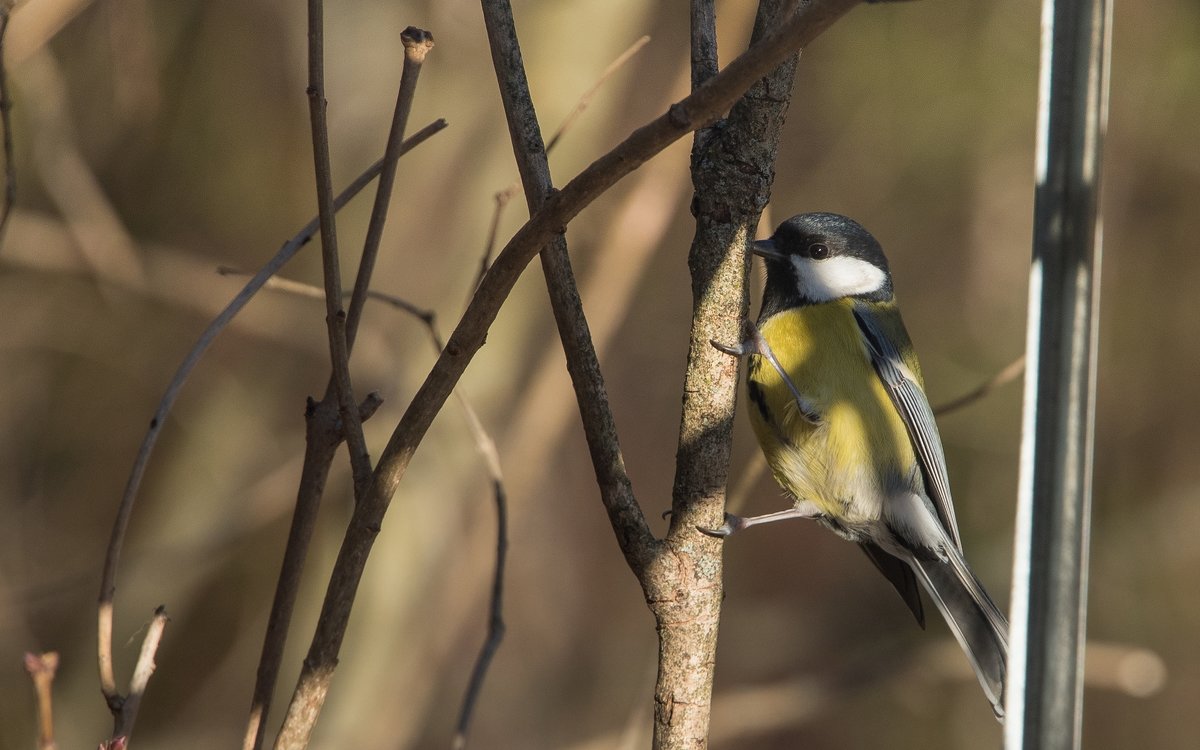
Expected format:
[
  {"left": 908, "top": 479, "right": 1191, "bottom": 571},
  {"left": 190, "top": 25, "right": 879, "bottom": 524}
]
[
  {"left": 859, "top": 542, "right": 925, "bottom": 628},
  {"left": 910, "top": 549, "right": 1009, "bottom": 718}
]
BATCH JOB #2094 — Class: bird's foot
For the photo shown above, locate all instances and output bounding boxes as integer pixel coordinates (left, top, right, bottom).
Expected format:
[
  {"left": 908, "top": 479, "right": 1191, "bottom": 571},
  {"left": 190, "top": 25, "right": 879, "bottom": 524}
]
[
  {"left": 710, "top": 319, "right": 761, "bottom": 358},
  {"left": 696, "top": 513, "right": 749, "bottom": 538}
]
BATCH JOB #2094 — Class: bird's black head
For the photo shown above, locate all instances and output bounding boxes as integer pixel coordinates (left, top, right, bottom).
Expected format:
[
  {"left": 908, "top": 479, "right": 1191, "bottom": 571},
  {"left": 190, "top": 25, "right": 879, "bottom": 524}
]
[{"left": 755, "top": 212, "right": 893, "bottom": 316}]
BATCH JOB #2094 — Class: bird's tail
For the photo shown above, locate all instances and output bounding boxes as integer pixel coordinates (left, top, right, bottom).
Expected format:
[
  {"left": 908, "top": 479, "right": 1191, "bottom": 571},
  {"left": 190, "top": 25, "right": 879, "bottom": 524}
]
[{"left": 910, "top": 547, "right": 1009, "bottom": 719}]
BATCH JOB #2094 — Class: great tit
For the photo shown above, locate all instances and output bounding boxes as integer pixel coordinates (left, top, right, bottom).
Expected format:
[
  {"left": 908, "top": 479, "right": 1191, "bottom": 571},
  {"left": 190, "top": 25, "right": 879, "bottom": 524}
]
[{"left": 706, "top": 212, "right": 1008, "bottom": 717}]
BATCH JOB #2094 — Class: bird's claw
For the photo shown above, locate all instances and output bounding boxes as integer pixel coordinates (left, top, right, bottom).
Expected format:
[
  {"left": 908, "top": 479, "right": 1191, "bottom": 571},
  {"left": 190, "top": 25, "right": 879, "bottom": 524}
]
[
  {"left": 696, "top": 513, "right": 745, "bottom": 538},
  {"left": 711, "top": 319, "right": 761, "bottom": 359},
  {"left": 710, "top": 338, "right": 748, "bottom": 357}
]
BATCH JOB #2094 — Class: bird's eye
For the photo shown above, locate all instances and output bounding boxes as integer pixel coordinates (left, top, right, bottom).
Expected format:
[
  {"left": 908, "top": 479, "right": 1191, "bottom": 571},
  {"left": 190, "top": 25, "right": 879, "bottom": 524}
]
[{"left": 808, "top": 243, "right": 830, "bottom": 259}]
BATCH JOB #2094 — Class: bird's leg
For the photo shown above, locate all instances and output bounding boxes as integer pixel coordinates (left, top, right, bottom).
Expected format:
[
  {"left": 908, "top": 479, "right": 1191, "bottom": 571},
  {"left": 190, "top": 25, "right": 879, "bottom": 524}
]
[
  {"left": 697, "top": 500, "right": 824, "bottom": 538},
  {"left": 711, "top": 319, "right": 821, "bottom": 425}
]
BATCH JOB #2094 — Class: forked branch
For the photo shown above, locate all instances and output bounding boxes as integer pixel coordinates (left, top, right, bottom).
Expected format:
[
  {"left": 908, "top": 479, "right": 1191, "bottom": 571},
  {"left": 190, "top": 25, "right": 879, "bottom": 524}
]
[{"left": 274, "top": 1, "right": 863, "bottom": 745}]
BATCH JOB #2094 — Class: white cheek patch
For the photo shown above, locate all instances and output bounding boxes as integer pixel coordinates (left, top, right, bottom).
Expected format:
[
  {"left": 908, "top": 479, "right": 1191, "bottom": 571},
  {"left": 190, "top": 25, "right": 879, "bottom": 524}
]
[{"left": 791, "top": 255, "right": 888, "bottom": 302}]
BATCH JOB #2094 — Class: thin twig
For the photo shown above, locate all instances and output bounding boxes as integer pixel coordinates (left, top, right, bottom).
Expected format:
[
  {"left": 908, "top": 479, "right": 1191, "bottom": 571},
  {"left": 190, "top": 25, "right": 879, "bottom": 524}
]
[
  {"left": 451, "top": 480, "right": 506, "bottom": 750},
  {"left": 471, "top": 4, "right": 647, "bottom": 744},
  {"left": 240, "top": 128, "right": 443, "bottom": 750},
  {"left": 469, "top": 187, "right": 516, "bottom": 299},
  {"left": 97, "top": 120, "right": 445, "bottom": 722},
  {"left": 242, "top": 424, "right": 340, "bottom": 750},
  {"left": 359, "top": 287, "right": 511, "bottom": 750},
  {"left": 242, "top": 265, "right": 510, "bottom": 750},
  {"left": 217, "top": 267, "right": 438, "bottom": 326},
  {"left": 241, "top": 55, "right": 443, "bottom": 750},
  {"left": 109, "top": 606, "right": 169, "bottom": 745},
  {"left": 933, "top": 354, "right": 1026, "bottom": 416},
  {"left": 0, "top": 4, "right": 16, "bottom": 248},
  {"left": 274, "top": 4, "right": 864, "bottom": 744},
  {"left": 345, "top": 27, "right": 434, "bottom": 348},
  {"left": 472, "top": 35, "right": 651, "bottom": 293},
  {"left": 305, "top": 0, "right": 372, "bottom": 500},
  {"left": 24, "top": 652, "right": 59, "bottom": 750},
  {"left": 481, "top": 0, "right": 650, "bottom": 568},
  {"left": 391, "top": 306, "right": 509, "bottom": 750},
  {"left": 357, "top": 289, "right": 511, "bottom": 750},
  {"left": 545, "top": 35, "right": 650, "bottom": 153}
]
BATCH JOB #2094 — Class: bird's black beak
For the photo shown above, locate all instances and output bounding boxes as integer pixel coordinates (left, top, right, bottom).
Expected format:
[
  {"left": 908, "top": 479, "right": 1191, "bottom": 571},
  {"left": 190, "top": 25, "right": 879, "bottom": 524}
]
[{"left": 752, "top": 237, "right": 786, "bottom": 261}]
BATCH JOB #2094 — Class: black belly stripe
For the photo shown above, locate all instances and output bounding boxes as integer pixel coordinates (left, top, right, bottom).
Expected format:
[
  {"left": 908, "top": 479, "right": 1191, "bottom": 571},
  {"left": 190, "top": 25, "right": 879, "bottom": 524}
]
[
  {"left": 748, "top": 379, "right": 771, "bottom": 424},
  {"left": 747, "top": 376, "right": 794, "bottom": 448}
]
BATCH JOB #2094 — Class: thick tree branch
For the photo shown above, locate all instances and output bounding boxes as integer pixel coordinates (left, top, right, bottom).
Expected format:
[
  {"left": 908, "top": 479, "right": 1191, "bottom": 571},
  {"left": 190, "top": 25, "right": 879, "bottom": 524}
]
[
  {"left": 654, "top": 1, "right": 806, "bottom": 745},
  {"left": 274, "top": 3, "right": 862, "bottom": 744}
]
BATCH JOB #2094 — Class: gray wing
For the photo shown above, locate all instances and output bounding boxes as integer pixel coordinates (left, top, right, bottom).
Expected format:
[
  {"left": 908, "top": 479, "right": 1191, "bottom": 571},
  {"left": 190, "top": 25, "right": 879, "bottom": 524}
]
[{"left": 852, "top": 303, "right": 962, "bottom": 551}]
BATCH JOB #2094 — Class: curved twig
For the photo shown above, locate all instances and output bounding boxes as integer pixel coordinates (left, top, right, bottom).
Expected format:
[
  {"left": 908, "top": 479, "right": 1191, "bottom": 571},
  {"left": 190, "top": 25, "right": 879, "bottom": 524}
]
[
  {"left": 545, "top": 35, "right": 650, "bottom": 153},
  {"left": 933, "top": 354, "right": 1026, "bottom": 416}
]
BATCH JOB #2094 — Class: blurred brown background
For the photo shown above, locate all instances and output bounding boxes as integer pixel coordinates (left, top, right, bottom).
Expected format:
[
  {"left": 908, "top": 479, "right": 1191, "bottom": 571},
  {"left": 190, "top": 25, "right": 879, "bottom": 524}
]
[{"left": 1, "top": 0, "right": 1196, "bottom": 748}]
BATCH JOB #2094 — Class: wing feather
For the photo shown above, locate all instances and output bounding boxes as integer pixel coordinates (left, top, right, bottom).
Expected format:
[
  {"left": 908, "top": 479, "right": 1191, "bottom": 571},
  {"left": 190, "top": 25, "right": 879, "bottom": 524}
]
[{"left": 852, "top": 303, "right": 962, "bottom": 550}]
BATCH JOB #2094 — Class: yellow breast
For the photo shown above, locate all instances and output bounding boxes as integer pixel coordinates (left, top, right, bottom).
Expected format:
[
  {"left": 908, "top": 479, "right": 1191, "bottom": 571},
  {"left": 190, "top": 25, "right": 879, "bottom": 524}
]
[{"left": 748, "top": 300, "right": 917, "bottom": 519}]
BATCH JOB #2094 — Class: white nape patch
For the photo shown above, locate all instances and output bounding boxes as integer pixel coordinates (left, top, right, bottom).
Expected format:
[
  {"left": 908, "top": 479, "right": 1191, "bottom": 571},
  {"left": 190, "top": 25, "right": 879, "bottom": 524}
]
[{"left": 791, "top": 255, "right": 887, "bottom": 302}]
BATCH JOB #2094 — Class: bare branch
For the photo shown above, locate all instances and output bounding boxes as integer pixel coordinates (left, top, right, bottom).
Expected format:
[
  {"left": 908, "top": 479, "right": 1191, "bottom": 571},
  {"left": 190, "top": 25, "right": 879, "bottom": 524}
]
[
  {"left": 110, "top": 606, "right": 169, "bottom": 745},
  {"left": 545, "top": 35, "right": 650, "bottom": 153},
  {"left": 481, "top": 0, "right": 655, "bottom": 569},
  {"left": 242, "top": 427, "right": 340, "bottom": 750},
  {"left": 472, "top": 34, "right": 646, "bottom": 292},
  {"left": 24, "top": 651, "right": 59, "bottom": 750},
  {"left": 226, "top": 265, "right": 509, "bottom": 750},
  {"left": 345, "top": 27, "right": 434, "bottom": 347},
  {"left": 242, "top": 109, "right": 446, "bottom": 750},
  {"left": 305, "top": 0, "right": 372, "bottom": 499},
  {"left": 652, "top": 0, "right": 810, "bottom": 743},
  {"left": 933, "top": 354, "right": 1026, "bottom": 416},
  {"left": 0, "top": 5, "right": 16, "bottom": 247},
  {"left": 90, "top": 123, "right": 442, "bottom": 744},
  {"left": 458, "top": 2, "right": 644, "bottom": 743},
  {"left": 97, "top": 607, "right": 169, "bottom": 749},
  {"left": 275, "top": 4, "right": 863, "bottom": 744},
  {"left": 690, "top": 0, "right": 719, "bottom": 90},
  {"left": 452, "top": 473, "right": 507, "bottom": 750},
  {"left": 469, "top": 187, "right": 516, "bottom": 296},
  {"left": 99, "top": 118, "right": 444, "bottom": 714},
  {"left": 218, "top": 267, "right": 438, "bottom": 326}
]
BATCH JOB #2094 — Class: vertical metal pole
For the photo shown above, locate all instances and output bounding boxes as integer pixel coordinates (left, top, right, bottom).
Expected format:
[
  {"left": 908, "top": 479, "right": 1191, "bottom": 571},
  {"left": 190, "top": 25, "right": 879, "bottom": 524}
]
[{"left": 1007, "top": 0, "right": 1111, "bottom": 748}]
